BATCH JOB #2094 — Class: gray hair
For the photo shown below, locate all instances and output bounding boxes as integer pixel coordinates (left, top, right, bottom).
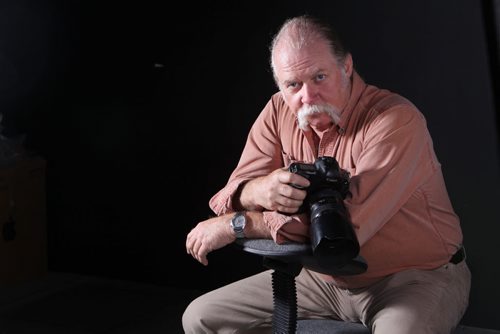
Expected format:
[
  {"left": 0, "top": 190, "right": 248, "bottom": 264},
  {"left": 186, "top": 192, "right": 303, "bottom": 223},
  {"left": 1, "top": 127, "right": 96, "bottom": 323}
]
[{"left": 269, "top": 15, "right": 349, "bottom": 79}]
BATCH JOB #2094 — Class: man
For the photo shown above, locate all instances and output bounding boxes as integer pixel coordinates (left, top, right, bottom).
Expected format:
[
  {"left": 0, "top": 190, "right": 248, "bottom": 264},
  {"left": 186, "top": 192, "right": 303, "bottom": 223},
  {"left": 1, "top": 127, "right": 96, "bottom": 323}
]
[{"left": 183, "top": 15, "right": 470, "bottom": 334}]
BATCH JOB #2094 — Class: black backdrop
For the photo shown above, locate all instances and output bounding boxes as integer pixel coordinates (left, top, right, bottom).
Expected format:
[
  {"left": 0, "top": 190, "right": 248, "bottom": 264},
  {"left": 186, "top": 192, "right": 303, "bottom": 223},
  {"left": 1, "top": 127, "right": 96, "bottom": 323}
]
[{"left": 1, "top": 0, "right": 500, "bottom": 330}]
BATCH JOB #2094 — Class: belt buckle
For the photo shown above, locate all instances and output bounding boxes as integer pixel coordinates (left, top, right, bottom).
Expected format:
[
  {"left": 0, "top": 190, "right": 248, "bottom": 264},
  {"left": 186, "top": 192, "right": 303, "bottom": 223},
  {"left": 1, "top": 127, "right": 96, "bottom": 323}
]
[{"left": 450, "top": 245, "right": 466, "bottom": 264}]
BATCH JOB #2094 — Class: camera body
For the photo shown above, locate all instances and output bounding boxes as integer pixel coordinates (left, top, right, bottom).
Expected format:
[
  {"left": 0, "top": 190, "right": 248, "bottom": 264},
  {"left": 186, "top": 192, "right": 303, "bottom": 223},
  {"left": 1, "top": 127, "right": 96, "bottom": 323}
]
[{"left": 289, "top": 156, "right": 361, "bottom": 266}]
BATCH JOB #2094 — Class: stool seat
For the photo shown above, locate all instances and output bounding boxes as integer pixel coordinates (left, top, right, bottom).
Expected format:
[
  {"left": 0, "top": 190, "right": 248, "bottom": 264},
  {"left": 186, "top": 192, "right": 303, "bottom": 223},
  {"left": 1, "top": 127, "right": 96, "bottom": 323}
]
[
  {"left": 234, "top": 238, "right": 311, "bottom": 258},
  {"left": 233, "top": 238, "right": 367, "bottom": 276}
]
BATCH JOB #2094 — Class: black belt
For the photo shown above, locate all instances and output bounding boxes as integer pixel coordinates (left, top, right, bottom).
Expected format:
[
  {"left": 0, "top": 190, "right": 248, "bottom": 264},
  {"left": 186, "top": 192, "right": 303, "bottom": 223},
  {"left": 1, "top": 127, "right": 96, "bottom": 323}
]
[{"left": 450, "top": 246, "right": 466, "bottom": 264}]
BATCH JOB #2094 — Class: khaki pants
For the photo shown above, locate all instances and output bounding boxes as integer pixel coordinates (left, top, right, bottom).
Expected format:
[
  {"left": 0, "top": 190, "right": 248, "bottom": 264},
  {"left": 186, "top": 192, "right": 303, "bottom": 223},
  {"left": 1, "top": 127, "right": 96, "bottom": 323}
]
[{"left": 182, "top": 261, "right": 471, "bottom": 334}]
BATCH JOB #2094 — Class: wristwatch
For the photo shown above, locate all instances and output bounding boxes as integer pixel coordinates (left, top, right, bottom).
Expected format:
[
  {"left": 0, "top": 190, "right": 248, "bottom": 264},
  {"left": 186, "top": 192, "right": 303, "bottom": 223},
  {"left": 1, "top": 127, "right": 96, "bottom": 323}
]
[{"left": 230, "top": 211, "right": 247, "bottom": 239}]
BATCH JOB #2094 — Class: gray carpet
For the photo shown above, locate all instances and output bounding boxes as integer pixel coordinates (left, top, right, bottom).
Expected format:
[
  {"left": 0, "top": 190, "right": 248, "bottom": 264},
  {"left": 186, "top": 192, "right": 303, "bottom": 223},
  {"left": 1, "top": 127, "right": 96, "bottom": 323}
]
[{"left": 1, "top": 272, "right": 498, "bottom": 334}]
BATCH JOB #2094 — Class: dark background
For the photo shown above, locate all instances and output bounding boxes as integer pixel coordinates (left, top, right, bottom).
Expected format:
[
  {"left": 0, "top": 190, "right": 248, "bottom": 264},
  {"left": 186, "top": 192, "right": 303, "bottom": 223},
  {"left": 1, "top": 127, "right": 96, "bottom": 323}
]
[{"left": 1, "top": 0, "right": 499, "bottom": 330}]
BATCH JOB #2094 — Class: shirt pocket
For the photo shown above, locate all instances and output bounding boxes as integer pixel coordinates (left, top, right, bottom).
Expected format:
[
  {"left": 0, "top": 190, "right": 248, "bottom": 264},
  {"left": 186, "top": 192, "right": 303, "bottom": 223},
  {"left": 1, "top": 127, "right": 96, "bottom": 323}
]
[{"left": 281, "top": 151, "right": 299, "bottom": 168}]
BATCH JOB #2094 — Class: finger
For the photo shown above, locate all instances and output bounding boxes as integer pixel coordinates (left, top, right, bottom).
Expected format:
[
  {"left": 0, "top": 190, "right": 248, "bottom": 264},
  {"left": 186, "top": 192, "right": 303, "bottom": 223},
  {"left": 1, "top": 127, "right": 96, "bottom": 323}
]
[
  {"left": 186, "top": 231, "right": 199, "bottom": 256},
  {"left": 198, "top": 244, "right": 210, "bottom": 266},
  {"left": 277, "top": 205, "right": 300, "bottom": 214},
  {"left": 277, "top": 169, "right": 294, "bottom": 184},
  {"left": 280, "top": 185, "right": 308, "bottom": 202},
  {"left": 276, "top": 196, "right": 301, "bottom": 209},
  {"left": 290, "top": 186, "right": 308, "bottom": 200},
  {"left": 288, "top": 173, "right": 310, "bottom": 189},
  {"left": 186, "top": 234, "right": 193, "bottom": 255},
  {"left": 193, "top": 238, "right": 202, "bottom": 258}
]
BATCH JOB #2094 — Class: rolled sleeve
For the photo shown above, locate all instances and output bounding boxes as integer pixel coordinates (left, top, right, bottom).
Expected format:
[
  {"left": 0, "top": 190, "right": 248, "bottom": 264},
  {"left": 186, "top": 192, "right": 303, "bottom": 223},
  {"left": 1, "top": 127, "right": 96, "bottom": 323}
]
[
  {"left": 209, "top": 178, "right": 250, "bottom": 215},
  {"left": 263, "top": 211, "right": 310, "bottom": 244}
]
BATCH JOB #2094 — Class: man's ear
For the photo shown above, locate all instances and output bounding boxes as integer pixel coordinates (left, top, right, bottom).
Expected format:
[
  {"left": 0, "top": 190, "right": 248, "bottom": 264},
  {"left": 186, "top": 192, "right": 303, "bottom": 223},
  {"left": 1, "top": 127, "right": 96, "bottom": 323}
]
[{"left": 344, "top": 53, "right": 353, "bottom": 78}]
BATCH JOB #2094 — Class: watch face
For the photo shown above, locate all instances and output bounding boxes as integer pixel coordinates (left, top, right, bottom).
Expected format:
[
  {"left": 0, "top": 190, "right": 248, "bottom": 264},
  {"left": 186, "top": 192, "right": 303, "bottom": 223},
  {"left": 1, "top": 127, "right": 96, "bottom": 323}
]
[
  {"left": 231, "top": 212, "right": 246, "bottom": 238},
  {"left": 233, "top": 214, "right": 246, "bottom": 228}
]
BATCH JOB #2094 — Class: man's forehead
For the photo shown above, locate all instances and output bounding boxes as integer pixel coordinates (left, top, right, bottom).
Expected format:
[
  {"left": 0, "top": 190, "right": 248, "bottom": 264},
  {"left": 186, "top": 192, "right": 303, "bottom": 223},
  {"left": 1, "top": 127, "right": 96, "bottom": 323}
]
[
  {"left": 279, "top": 64, "right": 325, "bottom": 82},
  {"left": 275, "top": 52, "right": 336, "bottom": 82}
]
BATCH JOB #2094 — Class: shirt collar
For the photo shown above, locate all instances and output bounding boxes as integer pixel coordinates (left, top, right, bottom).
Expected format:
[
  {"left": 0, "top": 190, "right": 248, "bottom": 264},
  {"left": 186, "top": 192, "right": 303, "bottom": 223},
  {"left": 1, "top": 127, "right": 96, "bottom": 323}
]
[{"left": 336, "top": 70, "right": 367, "bottom": 134}]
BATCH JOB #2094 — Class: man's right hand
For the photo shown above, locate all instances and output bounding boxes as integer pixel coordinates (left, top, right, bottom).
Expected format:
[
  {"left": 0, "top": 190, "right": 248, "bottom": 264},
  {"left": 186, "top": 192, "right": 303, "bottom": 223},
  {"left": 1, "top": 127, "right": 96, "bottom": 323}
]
[
  {"left": 238, "top": 168, "right": 310, "bottom": 214},
  {"left": 186, "top": 214, "right": 235, "bottom": 266}
]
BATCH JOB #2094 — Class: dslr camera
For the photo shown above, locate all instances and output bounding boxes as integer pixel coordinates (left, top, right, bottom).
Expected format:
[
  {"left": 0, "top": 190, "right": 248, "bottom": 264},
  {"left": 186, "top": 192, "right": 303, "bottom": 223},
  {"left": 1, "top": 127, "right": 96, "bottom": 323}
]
[{"left": 289, "top": 156, "right": 362, "bottom": 269}]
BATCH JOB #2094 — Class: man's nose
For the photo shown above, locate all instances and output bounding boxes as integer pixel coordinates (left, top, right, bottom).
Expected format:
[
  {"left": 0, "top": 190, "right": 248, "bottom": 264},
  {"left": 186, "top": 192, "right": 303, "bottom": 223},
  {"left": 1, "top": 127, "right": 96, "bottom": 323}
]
[{"left": 300, "top": 84, "right": 318, "bottom": 105}]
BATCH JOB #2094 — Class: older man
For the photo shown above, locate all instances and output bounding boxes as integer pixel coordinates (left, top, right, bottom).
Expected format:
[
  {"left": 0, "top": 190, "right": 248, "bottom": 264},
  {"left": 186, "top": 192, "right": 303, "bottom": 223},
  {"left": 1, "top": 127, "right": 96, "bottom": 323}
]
[{"left": 183, "top": 15, "right": 470, "bottom": 334}]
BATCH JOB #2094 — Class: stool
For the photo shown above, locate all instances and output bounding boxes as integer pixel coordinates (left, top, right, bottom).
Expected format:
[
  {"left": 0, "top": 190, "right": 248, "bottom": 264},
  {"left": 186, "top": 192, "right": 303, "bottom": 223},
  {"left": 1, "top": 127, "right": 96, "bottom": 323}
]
[
  {"left": 234, "top": 238, "right": 370, "bottom": 334},
  {"left": 297, "top": 319, "right": 370, "bottom": 333}
]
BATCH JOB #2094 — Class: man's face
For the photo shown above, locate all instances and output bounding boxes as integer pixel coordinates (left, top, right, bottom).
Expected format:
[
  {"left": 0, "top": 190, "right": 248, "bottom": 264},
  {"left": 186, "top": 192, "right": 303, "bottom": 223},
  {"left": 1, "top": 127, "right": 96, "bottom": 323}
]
[{"left": 273, "top": 38, "right": 352, "bottom": 130}]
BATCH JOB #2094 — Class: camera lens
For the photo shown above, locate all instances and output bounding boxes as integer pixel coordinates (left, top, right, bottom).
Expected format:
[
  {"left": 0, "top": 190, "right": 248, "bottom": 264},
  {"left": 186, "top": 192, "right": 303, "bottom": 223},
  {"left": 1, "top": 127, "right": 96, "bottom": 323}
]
[{"left": 309, "top": 198, "right": 359, "bottom": 265}]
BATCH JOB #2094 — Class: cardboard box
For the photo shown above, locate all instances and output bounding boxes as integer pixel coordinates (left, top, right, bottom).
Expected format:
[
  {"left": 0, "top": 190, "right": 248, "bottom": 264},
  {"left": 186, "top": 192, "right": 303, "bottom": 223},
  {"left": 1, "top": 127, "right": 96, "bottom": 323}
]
[{"left": 0, "top": 156, "right": 47, "bottom": 285}]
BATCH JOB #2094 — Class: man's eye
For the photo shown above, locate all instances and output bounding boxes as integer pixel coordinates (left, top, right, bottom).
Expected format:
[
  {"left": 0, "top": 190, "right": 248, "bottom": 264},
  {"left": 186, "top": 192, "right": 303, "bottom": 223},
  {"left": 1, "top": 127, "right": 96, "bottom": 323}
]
[
  {"left": 316, "top": 74, "right": 326, "bottom": 81},
  {"left": 288, "top": 82, "right": 299, "bottom": 89}
]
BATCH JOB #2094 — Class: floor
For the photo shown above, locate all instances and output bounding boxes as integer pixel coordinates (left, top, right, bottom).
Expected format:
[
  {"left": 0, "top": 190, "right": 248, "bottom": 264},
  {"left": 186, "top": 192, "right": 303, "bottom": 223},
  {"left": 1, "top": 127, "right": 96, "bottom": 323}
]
[
  {"left": 1, "top": 272, "right": 499, "bottom": 334},
  {"left": 0, "top": 272, "right": 203, "bottom": 334}
]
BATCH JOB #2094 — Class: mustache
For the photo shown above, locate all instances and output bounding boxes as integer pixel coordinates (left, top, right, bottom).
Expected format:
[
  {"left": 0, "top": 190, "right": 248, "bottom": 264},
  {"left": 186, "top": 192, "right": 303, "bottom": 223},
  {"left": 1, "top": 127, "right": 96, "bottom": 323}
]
[{"left": 297, "top": 104, "right": 341, "bottom": 130}]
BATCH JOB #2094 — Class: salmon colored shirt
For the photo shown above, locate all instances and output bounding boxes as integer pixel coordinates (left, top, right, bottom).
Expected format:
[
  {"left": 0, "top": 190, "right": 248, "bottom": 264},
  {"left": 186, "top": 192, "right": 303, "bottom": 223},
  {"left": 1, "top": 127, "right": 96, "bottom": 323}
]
[{"left": 209, "top": 71, "right": 463, "bottom": 288}]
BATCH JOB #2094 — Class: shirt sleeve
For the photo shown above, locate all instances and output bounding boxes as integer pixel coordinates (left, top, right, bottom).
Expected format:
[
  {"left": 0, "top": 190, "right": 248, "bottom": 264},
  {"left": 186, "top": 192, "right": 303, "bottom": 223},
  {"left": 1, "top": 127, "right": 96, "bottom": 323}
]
[
  {"left": 346, "top": 101, "right": 438, "bottom": 246},
  {"left": 209, "top": 97, "right": 283, "bottom": 215},
  {"left": 208, "top": 96, "right": 311, "bottom": 243}
]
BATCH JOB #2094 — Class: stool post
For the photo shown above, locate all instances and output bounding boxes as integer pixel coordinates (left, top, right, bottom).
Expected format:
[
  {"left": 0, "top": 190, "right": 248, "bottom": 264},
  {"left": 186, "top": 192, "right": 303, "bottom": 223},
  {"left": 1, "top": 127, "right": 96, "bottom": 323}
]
[
  {"left": 233, "top": 239, "right": 368, "bottom": 334},
  {"left": 263, "top": 257, "right": 303, "bottom": 334}
]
